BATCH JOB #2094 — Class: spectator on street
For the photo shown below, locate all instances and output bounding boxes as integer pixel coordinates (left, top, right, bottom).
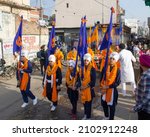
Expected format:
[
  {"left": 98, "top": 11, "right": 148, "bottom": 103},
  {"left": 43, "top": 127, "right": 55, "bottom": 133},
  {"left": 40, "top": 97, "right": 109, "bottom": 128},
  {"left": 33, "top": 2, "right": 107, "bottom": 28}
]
[
  {"left": 118, "top": 43, "right": 136, "bottom": 96},
  {"left": 39, "top": 45, "right": 46, "bottom": 75},
  {"left": 133, "top": 54, "right": 150, "bottom": 120}
]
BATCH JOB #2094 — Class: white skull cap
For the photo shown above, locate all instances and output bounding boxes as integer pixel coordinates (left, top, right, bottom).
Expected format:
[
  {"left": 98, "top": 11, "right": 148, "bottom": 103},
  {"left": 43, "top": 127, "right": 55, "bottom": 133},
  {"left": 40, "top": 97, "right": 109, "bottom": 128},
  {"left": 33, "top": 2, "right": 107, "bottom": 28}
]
[{"left": 48, "top": 55, "right": 56, "bottom": 62}]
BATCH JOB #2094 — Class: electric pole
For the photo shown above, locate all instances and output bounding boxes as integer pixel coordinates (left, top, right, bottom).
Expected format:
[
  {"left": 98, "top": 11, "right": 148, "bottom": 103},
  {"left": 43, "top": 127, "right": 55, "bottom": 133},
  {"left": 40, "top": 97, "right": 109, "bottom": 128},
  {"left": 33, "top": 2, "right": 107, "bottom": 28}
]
[{"left": 39, "top": 0, "right": 43, "bottom": 47}]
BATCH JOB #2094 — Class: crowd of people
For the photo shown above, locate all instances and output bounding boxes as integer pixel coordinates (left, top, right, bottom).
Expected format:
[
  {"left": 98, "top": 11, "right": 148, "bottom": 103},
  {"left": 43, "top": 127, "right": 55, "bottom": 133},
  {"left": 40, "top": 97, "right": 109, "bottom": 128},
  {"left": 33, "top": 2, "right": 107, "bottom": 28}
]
[{"left": 14, "top": 40, "right": 150, "bottom": 120}]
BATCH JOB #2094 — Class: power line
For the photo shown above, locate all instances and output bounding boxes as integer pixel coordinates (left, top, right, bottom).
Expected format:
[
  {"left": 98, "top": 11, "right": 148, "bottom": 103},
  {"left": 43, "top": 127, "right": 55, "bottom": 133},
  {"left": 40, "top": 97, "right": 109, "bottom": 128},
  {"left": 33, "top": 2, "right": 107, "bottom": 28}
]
[{"left": 93, "top": 0, "right": 111, "bottom": 10}]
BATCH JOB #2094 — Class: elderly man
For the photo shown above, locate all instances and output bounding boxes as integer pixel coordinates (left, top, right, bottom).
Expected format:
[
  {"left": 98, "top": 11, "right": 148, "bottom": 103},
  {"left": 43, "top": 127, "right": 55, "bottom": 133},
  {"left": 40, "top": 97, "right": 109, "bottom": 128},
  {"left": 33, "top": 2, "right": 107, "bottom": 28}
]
[
  {"left": 42, "top": 55, "right": 62, "bottom": 111},
  {"left": 100, "top": 52, "right": 121, "bottom": 120},
  {"left": 133, "top": 54, "right": 150, "bottom": 120},
  {"left": 118, "top": 43, "right": 136, "bottom": 96},
  {"left": 80, "top": 53, "right": 96, "bottom": 120},
  {"left": 16, "top": 50, "right": 37, "bottom": 108}
]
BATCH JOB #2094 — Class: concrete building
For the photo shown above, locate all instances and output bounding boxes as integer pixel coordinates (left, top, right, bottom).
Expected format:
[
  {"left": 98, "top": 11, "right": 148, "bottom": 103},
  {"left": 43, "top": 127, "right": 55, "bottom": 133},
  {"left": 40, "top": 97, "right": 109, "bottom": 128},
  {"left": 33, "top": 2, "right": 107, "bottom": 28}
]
[
  {"left": 0, "top": 0, "right": 49, "bottom": 64},
  {"left": 49, "top": 0, "right": 130, "bottom": 47},
  {"left": 53, "top": 0, "right": 118, "bottom": 28},
  {"left": 125, "top": 18, "right": 139, "bottom": 34}
]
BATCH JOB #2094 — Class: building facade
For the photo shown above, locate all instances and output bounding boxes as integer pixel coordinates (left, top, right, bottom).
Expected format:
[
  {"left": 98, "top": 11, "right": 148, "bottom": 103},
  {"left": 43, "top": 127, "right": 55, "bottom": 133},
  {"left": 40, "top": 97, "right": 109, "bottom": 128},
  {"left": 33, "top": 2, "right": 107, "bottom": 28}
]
[
  {"left": 53, "top": 0, "right": 118, "bottom": 28},
  {"left": 0, "top": 0, "right": 49, "bottom": 64}
]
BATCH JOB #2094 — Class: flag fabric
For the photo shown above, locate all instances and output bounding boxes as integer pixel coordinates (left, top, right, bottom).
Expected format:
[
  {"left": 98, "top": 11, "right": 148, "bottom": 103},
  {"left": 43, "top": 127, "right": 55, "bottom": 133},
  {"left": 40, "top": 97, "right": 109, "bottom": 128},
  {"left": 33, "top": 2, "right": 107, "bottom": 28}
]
[
  {"left": 87, "top": 26, "right": 92, "bottom": 45},
  {"left": 100, "top": 7, "right": 115, "bottom": 80},
  {"left": 72, "top": 19, "right": 83, "bottom": 77},
  {"left": 91, "top": 25, "right": 99, "bottom": 48},
  {"left": 80, "top": 16, "right": 88, "bottom": 79},
  {"left": 13, "top": 16, "right": 23, "bottom": 55},
  {"left": 47, "top": 19, "right": 56, "bottom": 57},
  {"left": 73, "top": 16, "right": 88, "bottom": 79}
]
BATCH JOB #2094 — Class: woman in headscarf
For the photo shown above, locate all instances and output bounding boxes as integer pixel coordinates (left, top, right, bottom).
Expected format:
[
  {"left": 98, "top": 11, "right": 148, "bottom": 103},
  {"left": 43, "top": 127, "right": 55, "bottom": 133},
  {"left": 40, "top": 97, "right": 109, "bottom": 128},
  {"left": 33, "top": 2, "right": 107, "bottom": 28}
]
[
  {"left": 100, "top": 52, "right": 121, "bottom": 120},
  {"left": 133, "top": 54, "right": 150, "bottom": 120},
  {"left": 65, "top": 60, "right": 80, "bottom": 119},
  {"left": 42, "top": 55, "right": 62, "bottom": 111}
]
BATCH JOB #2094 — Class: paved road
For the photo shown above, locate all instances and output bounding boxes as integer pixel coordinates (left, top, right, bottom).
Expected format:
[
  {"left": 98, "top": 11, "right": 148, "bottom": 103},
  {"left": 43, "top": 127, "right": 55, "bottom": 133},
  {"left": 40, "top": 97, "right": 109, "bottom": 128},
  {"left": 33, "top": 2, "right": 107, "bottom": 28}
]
[{"left": 0, "top": 70, "right": 137, "bottom": 120}]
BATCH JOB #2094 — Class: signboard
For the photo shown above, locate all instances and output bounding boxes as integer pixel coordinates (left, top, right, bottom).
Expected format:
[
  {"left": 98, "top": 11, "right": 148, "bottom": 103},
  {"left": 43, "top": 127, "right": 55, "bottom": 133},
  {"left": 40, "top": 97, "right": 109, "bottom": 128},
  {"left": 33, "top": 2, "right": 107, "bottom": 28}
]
[{"left": 22, "top": 35, "right": 40, "bottom": 60}]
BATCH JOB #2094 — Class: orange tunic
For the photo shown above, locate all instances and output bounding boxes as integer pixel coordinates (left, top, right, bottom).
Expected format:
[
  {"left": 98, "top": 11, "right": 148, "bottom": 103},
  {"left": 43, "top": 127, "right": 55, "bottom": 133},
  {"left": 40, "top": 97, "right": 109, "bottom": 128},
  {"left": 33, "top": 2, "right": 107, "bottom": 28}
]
[
  {"left": 42, "top": 63, "right": 58, "bottom": 102},
  {"left": 54, "top": 50, "right": 64, "bottom": 70},
  {"left": 100, "top": 63, "right": 118, "bottom": 103},
  {"left": 67, "top": 50, "right": 77, "bottom": 61},
  {"left": 19, "top": 58, "right": 29, "bottom": 91},
  {"left": 80, "top": 64, "right": 92, "bottom": 103}
]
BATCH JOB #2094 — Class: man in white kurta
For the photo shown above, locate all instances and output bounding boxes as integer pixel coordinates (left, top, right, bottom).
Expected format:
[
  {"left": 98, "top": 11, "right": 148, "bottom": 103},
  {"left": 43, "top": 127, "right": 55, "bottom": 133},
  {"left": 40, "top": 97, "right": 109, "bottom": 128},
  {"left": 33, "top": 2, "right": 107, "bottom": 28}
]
[{"left": 118, "top": 43, "right": 136, "bottom": 96}]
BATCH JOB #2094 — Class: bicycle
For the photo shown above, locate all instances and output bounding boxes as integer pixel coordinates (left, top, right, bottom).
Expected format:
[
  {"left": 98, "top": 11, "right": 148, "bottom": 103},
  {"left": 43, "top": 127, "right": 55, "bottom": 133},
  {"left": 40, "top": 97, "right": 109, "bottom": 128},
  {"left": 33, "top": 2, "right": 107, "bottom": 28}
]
[{"left": 0, "top": 59, "right": 16, "bottom": 80}]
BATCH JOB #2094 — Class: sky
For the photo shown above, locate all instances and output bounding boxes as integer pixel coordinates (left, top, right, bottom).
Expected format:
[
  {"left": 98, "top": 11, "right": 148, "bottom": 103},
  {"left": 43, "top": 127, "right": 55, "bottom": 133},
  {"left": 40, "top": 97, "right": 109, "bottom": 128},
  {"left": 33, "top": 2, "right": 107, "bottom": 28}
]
[
  {"left": 31, "top": 0, "right": 150, "bottom": 24},
  {"left": 120, "top": 0, "right": 150, "bottom": 24}
]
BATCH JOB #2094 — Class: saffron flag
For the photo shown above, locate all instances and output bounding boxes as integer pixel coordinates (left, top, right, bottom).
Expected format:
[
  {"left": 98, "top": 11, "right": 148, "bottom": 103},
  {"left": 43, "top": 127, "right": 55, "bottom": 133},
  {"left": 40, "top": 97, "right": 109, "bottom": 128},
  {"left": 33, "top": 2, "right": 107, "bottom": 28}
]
[
  {"left": 91, "top": 25, "right": 99, "bottom": 48},
  {"left": 101, "top": 7, "right": 115, "bottom": 80},
  {"left": 13, "top": 16, "right": 23, "bottom": 55}
]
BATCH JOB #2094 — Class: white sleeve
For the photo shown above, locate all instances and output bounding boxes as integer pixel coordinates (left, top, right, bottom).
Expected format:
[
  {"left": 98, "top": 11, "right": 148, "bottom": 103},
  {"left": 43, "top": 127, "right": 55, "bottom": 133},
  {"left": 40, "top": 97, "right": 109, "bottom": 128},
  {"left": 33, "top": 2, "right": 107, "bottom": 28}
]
[{"left": 131, "top": 52, "right": 136, "bottom": 62}]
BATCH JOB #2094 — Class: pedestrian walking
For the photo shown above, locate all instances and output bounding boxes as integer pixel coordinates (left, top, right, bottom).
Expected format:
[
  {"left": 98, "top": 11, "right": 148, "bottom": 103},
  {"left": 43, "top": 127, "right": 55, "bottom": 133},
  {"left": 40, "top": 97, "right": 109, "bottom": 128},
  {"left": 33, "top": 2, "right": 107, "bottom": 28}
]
[
  {"left": 65, "top": 60, "right": 80, "bottom": 119},
  {"left": 42, "top": 55, "right": 62, "bottom": 111},
  {"left": 80, "top": 53, "right": 96, "bottom": 120},
  {"left": 100, "top": 52, "right": 121, "bottom": 120},
  {"left": 118, "top": 43, "right": 136, "bottom": 96},
  {"left": 16, "top": 51, "right": 37, "bottom": 108}
]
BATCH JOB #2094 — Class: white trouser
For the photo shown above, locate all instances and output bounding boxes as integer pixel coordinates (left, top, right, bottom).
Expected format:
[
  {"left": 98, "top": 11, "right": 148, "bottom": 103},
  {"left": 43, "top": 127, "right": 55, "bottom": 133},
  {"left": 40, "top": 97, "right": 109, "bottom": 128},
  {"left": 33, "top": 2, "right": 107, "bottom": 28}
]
[{"left": 121, "top": 82, "right": 136, "bottom": 96}]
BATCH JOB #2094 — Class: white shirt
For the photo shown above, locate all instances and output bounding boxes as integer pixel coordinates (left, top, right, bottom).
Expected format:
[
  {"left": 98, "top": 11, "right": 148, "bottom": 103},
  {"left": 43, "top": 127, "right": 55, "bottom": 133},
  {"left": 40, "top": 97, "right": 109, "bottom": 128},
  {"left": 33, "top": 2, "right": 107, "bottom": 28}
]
[{"left": 119, "top": 49, "right": 136, "bottom": 83}]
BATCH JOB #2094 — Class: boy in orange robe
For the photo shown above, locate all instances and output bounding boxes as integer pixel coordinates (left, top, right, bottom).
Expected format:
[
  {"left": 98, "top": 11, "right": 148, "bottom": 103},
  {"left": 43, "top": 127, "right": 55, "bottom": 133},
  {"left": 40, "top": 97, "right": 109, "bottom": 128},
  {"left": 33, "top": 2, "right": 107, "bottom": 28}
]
[
  {"left": 80, "top": 53, "right": 96, "bottom": 120},
  {"left": 42, "top": 55, "right": 62, "bottom": 111},
  {"left": 100, "top": 52, "right": 121, "bottom": 120},
  {"left": 16, "top": 51, "right": 37, "bottom": 108}
]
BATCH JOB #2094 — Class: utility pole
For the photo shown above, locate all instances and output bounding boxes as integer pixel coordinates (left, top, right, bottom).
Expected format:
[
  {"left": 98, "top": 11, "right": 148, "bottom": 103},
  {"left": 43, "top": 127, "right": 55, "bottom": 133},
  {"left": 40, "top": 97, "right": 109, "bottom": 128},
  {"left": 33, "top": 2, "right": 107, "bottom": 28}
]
[
  {"left": 102, "top": 0, "right": 104, "bottom": 24},
  {"left": 39, "top": 0, "right": 43, "bottom": 47}
]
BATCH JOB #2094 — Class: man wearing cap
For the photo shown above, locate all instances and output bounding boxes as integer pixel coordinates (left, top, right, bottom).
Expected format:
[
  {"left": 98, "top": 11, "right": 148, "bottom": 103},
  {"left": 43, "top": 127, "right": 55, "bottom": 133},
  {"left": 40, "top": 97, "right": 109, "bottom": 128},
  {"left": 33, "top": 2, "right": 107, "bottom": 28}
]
[
  {"left": 65, "top": 60, "right": 80, "bottom": 119},
  {"left": 54, "top": 46, "right": 64, "bottom": 70},
  {"left": 42, "top": 55, "right": 62, "bottom": 111},
  {"left": 133, "top": 54, "right": 150, "bottom": 120},
  {"left": 16, "top": 50, "right": 37, "bottom": 108},
  {"left": 118, "top": 43, "right": 136, "bottom": 96},
  {"left": 80, "top": 53, "right": 96, "bottom": 120},
  {"left": 100, "top": 52, "right": 121, "bottom": 120}
]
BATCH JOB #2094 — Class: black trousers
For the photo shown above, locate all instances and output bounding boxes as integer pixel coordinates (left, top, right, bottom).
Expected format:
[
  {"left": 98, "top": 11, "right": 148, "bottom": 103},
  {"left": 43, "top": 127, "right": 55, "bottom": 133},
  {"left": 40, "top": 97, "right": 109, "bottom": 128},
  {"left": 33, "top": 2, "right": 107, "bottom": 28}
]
[
  {"left": 46, "top": 85, "right": 57, "bottom": 106},
  {"left": 101, "top": 99, "right": 116, "bottom": 120},
  {"left": 84, "top": 101, "right": 92, "bottom": 119},
  {"left": 138, "top": 110, "right": 150, "bottom": 120},
  {"left": 40, "top": 60, "right": 46, "bottom": 75},
  {"left": 67, "top": 88, "right": 78, "bottom": 114}
]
